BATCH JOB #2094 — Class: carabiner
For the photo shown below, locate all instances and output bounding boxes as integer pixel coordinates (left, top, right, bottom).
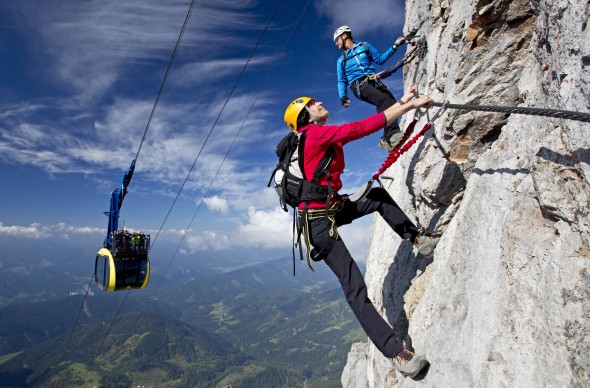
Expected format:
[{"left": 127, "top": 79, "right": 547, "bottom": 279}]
[{"left": 427, "top": 101, "right": 448, "bottom": 124}]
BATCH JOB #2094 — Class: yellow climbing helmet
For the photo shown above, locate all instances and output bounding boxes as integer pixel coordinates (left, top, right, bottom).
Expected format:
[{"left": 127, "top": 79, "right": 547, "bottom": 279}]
[{"left": 284, "top": 96, "right": 313, "bottom": 131}]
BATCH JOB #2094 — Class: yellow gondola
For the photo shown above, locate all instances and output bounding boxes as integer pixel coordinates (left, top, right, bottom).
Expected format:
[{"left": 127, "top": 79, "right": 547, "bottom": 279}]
[
  {"left": 96, "top": 160, "right": 152, "bottom": 292},
  {"left": 94, "top": 231, "right": 150, "bottom": 292}
]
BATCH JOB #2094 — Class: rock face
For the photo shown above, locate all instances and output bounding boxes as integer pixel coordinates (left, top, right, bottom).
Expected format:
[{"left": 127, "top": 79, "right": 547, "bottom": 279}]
[{"left": 342, "top": 0, "right": 590, "bottom": 387}]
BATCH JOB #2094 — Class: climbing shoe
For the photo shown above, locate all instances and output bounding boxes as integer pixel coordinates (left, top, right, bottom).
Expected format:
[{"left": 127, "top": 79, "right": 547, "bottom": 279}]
[
  {"left": 378, "top": 137, "right": 394, "bottom": 152},
  {"left": 388, "top": 131, "right": 404, "bottom": 149},
  {"left": 392, "top": 348, "right": 429, "bottom": 378},
  {"left": 414, "top": 229, "right": 442, "bottom": 259},
  {"left": 378, "top": 131, "right": 404, "bottom": 152}
]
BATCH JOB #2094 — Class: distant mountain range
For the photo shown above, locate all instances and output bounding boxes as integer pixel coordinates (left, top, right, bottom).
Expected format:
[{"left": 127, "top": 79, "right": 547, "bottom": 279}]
[{"left": 0, "top": 256, "right": 366, "bottom": 387}]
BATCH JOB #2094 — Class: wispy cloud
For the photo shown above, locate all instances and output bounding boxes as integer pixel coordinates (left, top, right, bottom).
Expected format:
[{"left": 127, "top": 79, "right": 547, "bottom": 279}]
[
  {"left": 315, "top": 0, "right": 405, "bottom": 37},
  {"left": 0, "top": 0, "right": 277, "bottom": 180},
  {"left": 2, "top": 0, "right": 266, "bottom": 99},
  {"left": 172, "top": 55, "right": 278, "bottom": 87},
  {"left": 0, "top": 0, "right": 297, "bottom": 217},
  {"left": 0, "top": 91, "right": 273, "bottom": 189}
]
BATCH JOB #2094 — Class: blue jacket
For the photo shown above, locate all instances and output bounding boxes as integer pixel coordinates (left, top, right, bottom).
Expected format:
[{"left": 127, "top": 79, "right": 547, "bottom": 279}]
[{"left": 336, "top": 40, "right": 395, "bottom": 99}]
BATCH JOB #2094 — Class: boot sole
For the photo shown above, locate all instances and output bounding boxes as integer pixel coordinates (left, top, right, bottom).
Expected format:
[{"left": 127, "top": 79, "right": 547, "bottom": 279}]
[{"left": 400, "top": 359, "right": 429, "bottom": 379}]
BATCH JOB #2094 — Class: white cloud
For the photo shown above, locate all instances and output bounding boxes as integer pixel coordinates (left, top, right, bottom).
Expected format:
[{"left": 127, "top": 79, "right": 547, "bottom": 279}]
[
  {"left": 316, "top": 0, "right": 405, "bottom": 36},
  {"left": 0, "top": 222, "right": 104, "bottom": 239},
  {"left": 0, "top": 1, "right": 277, "bottom": 181},
  {"left": 0, "top": 221, "right": 191, "bottom": 243},
  {"left": 183, "top": 205, "right": 292, "bottom": 252},
  {"left": 233, "top": 206, "right": 293, "bottom": 248},
  {"left": 337, "top": 217, "right": 372, "bottom": 263},
  {"left": 203, "top": 196, "right": 230, "bottom": 214},
  {"left": 0, "top": 90, "right": 272, "bottom": 189},
  {"left": 7, "top": 267, "right": 31, "bottom": 276},
  {"left": 180, "top": 203, "right": 372, "bottom": 261},
  {"left": 0, "top": 222, "right": 51, "bottom": 239},
  {"left": 0, "top": 202, "right": 371, "bottom": 261},
  {"left": 185, "top": 230, "right": 232, "bottom": 251}
]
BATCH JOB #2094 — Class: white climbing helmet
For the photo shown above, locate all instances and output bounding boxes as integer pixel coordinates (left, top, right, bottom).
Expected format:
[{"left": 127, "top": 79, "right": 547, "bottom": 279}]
[{"left": 333, "top": 25, "right": 352, "bottom": 42}]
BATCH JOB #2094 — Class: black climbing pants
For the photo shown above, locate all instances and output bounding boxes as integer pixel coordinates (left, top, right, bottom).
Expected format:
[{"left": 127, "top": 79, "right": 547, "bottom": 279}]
[
  {"left": 307, "top": 187, "right": 419, "bottom": 358},
  {"left": 351, "top": 78, "right": 401, "bottom": 141}
]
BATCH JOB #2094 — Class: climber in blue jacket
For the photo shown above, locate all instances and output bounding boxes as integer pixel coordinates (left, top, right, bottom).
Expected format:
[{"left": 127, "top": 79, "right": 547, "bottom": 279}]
[{"left": 334, "top": 25, "right": 406, "bottom": 151}]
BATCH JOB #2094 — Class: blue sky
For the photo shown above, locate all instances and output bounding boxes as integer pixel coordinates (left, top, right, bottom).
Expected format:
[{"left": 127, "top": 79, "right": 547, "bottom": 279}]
[{"left": 0, "top": 0, "right": 408, "bottom": 270}]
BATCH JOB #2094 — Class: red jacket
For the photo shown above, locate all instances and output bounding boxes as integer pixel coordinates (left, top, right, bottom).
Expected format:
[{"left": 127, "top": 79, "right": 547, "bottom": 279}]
[{"left": 298, "top": 112, "right": 387, "bottom": 209}]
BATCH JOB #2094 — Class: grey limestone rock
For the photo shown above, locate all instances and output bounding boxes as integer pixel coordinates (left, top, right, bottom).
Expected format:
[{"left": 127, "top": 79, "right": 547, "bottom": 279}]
[{"left": 343, "top": 0, "right": 590, "bottom": 386}]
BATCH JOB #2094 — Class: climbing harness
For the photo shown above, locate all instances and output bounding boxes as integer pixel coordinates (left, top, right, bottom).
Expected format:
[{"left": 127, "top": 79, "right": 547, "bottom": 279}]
[{"left": 298, "top": 201, "right": 344, "bottom": 272}]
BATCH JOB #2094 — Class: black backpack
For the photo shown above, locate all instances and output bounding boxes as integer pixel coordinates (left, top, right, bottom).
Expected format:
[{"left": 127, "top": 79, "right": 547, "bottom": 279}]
[
  {"left": 268, "top": 130, "right": 334, "bottom": 212},
  {"left": 267, "top": 130, "right": 334, "bottom": 274}
]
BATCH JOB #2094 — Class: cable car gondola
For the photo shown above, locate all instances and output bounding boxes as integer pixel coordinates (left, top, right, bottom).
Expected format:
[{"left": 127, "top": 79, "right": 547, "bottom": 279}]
[
  {"left": 95, "top": 160, "right": 151, "bottom": 292},
  {"left": 95, "top": 231, "right": 150, "bottom": 291}
]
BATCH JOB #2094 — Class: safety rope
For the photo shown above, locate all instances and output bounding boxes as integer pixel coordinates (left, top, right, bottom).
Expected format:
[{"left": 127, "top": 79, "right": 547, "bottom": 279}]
[
  {"left": 367, "top": 97, "right": 589, "bottom": 203},
  {"left": 370, "top": 38, "right": 425, "bottom": 79},
  {"left": 429, "top": 101, "right": 590, "bottom": 123},
  {"left": 372, "top": 120, "right": 432, "bottom": 180},
  {"left": 370, "top": 102, "right": 448, "bottom": 181}
]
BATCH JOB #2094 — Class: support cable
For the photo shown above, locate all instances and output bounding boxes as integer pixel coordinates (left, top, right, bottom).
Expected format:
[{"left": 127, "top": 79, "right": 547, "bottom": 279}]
[
  {"left": 429, "top": 101, "right": 590, "bottom": 123},
  {"left": 134, "top": 0, "right": 197, "bottom": 162},
  {"left": 150, "top": 0, "right": 310, "bottom": 295},
  {"left": 148, "top": 0, "right": 283, "bottom": 251},
  {"left": 58, "top": 273, "right": 95, "bottom": 365},
  {"left": 62, "top": 0, "right": 198, "bottom": 366}
]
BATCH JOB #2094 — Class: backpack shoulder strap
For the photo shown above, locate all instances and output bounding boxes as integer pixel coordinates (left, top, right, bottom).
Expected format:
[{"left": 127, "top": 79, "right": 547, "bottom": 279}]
[
  {"left": 297, "top": 131, "right": 307, "bottom": 180},
  {"left": 361, "top": 42, "right": 372, "bottom": 62},
  {"left": 312, "top": 146, "right": 334, "bottom": 183},
  {"left": 298, "top": 129, "right": 334, "bottom": 184},
  {"left": 340, "top": 42, "right": 373, "bottom": 76}
]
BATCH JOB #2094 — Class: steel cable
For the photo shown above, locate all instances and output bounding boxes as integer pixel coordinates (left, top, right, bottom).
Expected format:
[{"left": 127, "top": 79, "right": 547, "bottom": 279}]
[{"left": 429, "top": 101, "right": 590, "bottom": 123}]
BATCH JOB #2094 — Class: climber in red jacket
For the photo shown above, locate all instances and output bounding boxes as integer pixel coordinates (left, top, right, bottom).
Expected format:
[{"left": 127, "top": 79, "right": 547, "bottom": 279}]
[{"left": 283, "top": 84, "right": 439, "bottom": 378}]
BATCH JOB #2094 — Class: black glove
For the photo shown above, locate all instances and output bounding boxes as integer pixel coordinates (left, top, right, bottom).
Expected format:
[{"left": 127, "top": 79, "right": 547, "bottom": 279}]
[{"left": 341, "top": 96, "right": 350, "bottom": 106}]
